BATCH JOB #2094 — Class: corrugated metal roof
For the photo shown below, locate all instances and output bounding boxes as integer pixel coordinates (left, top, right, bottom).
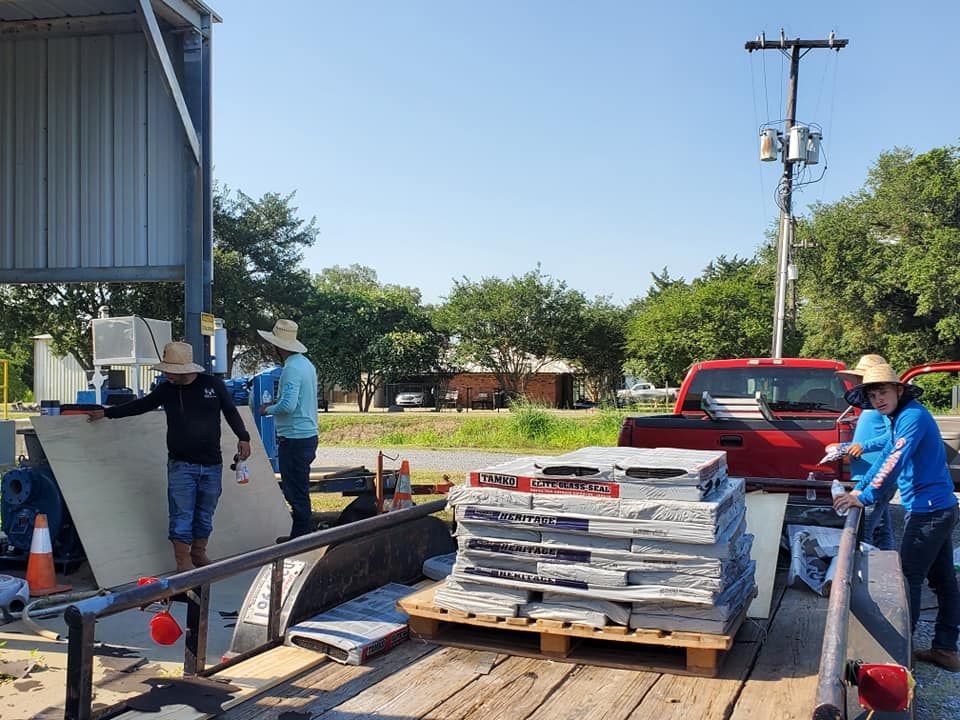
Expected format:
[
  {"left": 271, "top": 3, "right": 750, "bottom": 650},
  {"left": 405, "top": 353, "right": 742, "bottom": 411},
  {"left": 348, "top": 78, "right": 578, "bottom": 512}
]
[{"left": 0, "top": 1, "right": 220, "bottom": 26}]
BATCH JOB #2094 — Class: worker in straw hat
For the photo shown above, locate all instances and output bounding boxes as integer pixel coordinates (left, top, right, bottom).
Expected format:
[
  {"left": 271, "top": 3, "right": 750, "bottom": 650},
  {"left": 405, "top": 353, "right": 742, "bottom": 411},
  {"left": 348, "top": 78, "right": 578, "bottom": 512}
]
[
  {"left": 833, "top": 354, "right": 896, "bottom": 550},
  {"left": 88, "top": 342, "right": 252, "bottom": 572},
  {"left": 258, "top": 319, "right": 318, "bottom": 539},
  {"left": 833, "top": 362, "right": 959, "bottom": 671}
]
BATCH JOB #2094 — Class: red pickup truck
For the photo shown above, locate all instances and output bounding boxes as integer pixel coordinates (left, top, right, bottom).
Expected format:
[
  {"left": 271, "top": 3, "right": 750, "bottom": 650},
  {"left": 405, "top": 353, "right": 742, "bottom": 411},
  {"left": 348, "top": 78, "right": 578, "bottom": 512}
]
[
  {"left": 616, "top": 358, "right": 858, "bottom": 482},
  {"left": 617, "top": 358, "right": 960, "bottom": 488}
]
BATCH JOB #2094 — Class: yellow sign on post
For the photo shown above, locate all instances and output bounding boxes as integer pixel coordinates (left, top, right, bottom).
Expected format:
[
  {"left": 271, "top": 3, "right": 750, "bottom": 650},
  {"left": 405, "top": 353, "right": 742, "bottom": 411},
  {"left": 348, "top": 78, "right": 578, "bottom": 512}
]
[{"left": 200, "top": 313, "right": 216, "bottom": 337}]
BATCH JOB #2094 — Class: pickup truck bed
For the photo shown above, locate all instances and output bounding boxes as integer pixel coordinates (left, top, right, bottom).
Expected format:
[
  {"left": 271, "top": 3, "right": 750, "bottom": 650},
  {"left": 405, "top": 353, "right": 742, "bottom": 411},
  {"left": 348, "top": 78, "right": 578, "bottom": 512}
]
[{"left": 217, "top": 575, "right": 825, "bottom": 720}]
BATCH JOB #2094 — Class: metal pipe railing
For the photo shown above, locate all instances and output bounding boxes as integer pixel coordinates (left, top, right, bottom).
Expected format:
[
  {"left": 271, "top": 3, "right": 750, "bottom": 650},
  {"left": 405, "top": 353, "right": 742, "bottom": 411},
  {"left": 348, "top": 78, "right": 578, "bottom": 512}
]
[
  {"left": 812, "top": 505, "right": 862, "bottom": 720},
  {"left": 63, "top": 500, "right": 446, "bottom": 720}
]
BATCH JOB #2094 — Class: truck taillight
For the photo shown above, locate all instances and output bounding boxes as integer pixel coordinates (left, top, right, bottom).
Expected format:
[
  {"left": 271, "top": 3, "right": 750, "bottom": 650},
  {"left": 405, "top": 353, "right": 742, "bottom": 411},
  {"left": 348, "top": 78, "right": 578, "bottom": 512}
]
[
  {"left": 617, "top": 418, "right": 633, "bottom": 447},
  {"left": 849, "top": 662, "right": 914, "bottom": 712}
]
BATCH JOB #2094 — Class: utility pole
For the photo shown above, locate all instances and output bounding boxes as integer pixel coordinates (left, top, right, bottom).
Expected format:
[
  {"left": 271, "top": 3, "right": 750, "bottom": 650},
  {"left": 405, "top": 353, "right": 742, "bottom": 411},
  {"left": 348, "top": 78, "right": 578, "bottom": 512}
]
[{"left": 746, "top": 32, "right": 847, "bottom": 358}]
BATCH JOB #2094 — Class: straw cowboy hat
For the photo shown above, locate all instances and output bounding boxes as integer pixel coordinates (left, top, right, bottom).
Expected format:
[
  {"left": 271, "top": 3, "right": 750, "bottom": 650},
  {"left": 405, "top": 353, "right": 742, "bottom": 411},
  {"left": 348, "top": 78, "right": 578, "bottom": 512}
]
[
  {"left": 257, "top": 319, "right": 307, "bottom": 353},
  {"left": 843, "top": 362, "right": 923, "bottom": 408},
  {"left": 836, "top": 354, "right": 887, "bottom": 382},
  {"left": 152, "top": 342, "right": 205, "bottom": 374}
]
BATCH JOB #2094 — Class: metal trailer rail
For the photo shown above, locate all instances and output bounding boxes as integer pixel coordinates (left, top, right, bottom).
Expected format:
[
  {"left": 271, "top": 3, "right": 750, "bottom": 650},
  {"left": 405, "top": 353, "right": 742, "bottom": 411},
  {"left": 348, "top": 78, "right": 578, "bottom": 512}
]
[
  {"left": 61, "top": 500, "right": 447, "bottom": 720},
  {"left": 812, "top": 505, "right": 863, "bottom": 720}
]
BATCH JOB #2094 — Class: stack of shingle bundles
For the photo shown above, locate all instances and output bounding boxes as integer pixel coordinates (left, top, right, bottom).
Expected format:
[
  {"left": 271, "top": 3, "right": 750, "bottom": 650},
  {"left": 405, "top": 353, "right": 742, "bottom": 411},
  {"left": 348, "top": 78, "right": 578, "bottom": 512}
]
[
  {"left": 434, "top": 447, "right": 755, "bottom": 632},
  {"left": 433, "top": 457, "right": 547, "bottom": 618}
]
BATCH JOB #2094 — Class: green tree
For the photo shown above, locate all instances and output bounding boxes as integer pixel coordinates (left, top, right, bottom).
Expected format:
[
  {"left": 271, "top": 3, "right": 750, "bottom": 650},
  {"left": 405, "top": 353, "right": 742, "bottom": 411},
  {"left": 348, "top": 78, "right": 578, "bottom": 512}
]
[
  {"left": 567, "top": 298, "right": 628, "bottom": 404},
  {"left": 0, "top": 283, "right": 138, "bottom": 370},
  {"left": 212, "top": 187, "right": 317, "bottom": 373},
  {"left": 625, "top": 259, "right": 776, "bottom": 385},
  {"left": 795, "top": 145, "right": 960, "bottom": 369},
  {"left": 299, "top": 267, "right": 443, "bottom": 411},
  {"left": 437, "top": 267, "right": 586, "bottom": 398},
  {"left": 0, "top": 186, "right": 318, "bottom": 377}
]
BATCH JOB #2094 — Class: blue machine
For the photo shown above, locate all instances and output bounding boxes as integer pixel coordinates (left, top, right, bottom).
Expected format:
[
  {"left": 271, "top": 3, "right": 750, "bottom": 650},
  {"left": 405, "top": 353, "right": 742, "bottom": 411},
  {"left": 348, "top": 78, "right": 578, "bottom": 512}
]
[
  {"left": 1, "top": 457, "right": 84, "bottom": 563},
  {"left": 250, "top": 367, "right": 283, "bottom": 472},
  {"left": 223, "top": 376, "right": 251, "bottom": 406}
]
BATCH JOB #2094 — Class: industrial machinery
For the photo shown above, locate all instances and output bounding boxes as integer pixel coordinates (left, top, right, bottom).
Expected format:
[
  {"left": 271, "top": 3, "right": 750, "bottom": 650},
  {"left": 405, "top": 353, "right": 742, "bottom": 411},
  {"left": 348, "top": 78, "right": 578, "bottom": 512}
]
[{"left": 0, "top": 429, "right": 84, "bottom": 565}]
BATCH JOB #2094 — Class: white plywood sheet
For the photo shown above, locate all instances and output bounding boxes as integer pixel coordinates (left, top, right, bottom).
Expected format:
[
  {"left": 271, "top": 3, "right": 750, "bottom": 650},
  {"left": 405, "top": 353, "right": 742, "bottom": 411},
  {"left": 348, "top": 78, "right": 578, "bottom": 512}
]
[
  {"left": 744, "top": 491, "right": 787, "bottom": 619},
  {"left": 32, "top": 407, "right": 291, "bottom": 588}
]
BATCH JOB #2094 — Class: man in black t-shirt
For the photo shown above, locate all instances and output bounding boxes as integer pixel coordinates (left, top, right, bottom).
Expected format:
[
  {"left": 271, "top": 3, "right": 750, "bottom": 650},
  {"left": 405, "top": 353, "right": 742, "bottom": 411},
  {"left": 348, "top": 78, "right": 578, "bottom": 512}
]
[{"left": 88, "top": 342, "right": 251, "bottom": 572}]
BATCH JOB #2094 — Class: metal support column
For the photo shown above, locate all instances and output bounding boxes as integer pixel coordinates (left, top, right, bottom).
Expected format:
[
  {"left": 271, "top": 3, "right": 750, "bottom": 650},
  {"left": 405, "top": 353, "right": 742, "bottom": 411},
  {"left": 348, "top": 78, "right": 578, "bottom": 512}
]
[
  {"left": 183, "top": 30, "right": 205, "bottom": 366},
  {"left": 184, "top": 584, "right": 211, "bottom": 675},
  {"left": 201, "top": 13, "right": 214, "bottom": 367},
  {"left": 64, "top": 609, "right": 96, "bottom": 720}
]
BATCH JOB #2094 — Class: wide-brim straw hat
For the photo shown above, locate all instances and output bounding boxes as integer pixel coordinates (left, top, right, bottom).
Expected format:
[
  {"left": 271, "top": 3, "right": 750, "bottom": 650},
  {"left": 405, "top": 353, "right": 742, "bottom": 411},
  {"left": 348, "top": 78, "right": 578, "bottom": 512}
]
[
  {"left": 836, "top": 353, "right": 887, "bottom": 382},
  {"left": 152, "top": 341, "right": 205, "bottom": 374},
  {"left": 843, "top": 362, "right": 923, "bottom": 408},
  {"left": 258, "top": 319, "right": 307, "bottom": 353}
]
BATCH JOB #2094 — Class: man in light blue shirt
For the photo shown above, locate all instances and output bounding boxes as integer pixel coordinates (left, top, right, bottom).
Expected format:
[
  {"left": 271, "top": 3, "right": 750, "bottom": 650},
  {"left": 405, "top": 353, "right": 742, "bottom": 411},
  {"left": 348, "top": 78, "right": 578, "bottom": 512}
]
[{"left": 259, "top": 319, "right": 319, "bottom": 538}]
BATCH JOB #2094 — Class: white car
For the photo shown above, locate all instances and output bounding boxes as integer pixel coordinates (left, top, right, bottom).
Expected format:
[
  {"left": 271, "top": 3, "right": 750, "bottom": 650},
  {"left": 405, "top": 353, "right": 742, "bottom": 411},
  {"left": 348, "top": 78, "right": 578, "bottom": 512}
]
[
  {"left": 616, "top": 382, "right": 678, "bottom": 405},
  {"left": 395, "top": 391, "right": 429, "bottom": 407}
]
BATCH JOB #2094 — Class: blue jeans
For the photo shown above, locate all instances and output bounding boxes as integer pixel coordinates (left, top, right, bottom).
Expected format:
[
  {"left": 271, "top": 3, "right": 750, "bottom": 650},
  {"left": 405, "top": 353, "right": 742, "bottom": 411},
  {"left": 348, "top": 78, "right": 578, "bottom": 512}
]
[
  {"left": 278, "top": 436, "right": 318, "bottom": 538},
  {"left": 900, "top": 504, "right": 959, "bottom": 651},
  {"left": 167, "top": 461, "right": 223, "bottom": 544},
  {"left": 863, "top": 500, "right": 896, "bottom": 551}
]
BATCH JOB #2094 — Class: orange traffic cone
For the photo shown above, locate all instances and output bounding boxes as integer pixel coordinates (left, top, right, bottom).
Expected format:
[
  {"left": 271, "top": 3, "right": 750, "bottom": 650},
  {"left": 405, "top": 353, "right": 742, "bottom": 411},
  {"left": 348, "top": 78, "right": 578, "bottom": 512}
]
[
  {"left": 25, "top": 514, "right": 72, "bottom": 597},
  {"left": 391, "top": 460, "right": 414, "bottom": 511}
]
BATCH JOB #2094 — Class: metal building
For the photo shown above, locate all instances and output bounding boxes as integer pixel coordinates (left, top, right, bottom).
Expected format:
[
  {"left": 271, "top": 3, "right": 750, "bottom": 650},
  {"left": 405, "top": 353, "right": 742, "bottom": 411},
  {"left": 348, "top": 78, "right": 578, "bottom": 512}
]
[{"left": 0, "top": 0, "right": 219, "bottom": 363}]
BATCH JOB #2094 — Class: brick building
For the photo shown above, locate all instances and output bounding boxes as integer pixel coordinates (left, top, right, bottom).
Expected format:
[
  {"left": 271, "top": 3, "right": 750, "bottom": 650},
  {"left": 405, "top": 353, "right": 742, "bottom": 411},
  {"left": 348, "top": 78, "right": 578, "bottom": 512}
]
[{"left": 446, "top": 360, "right": 576, "bottom": 409}]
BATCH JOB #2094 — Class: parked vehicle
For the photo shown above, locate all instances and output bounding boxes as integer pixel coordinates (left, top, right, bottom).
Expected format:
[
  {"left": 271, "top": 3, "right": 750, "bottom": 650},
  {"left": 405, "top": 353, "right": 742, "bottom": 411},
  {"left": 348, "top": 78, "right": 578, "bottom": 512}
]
[
  {"left": 394, "top": 390, "right": 432, "bottom": 407},
  {"left": 616, "top": 381, "right": 679, "bottom": 405},
  {"left": 616, "top": 358, "right": 856, "bottom": 482},
  {"left": 617, "top": 357, "right": 960, "bottom": 490}
]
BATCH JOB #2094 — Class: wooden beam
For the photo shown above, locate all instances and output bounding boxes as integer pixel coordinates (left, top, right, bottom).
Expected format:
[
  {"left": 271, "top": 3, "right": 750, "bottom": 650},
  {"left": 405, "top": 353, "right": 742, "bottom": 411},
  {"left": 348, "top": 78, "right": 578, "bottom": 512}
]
[
  {"left": 745, "top": 38, "right": 849, "bottom": 51},
  {"left": 135, "top": 0, "right": 201, "bottom": 165}
]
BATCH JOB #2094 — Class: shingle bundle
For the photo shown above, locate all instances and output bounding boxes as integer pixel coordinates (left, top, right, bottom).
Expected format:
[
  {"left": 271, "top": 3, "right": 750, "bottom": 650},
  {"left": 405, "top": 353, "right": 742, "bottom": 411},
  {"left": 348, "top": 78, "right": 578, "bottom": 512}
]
[{"left": 435, "top": 446, "right": 756, "bottom": 632}]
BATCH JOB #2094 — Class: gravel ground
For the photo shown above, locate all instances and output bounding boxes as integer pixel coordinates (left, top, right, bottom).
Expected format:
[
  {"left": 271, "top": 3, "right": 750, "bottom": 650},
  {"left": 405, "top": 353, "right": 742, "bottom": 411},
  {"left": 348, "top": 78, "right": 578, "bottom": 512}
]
[{"left": 313, "top": 447, "right": 524, "bottom": 475}]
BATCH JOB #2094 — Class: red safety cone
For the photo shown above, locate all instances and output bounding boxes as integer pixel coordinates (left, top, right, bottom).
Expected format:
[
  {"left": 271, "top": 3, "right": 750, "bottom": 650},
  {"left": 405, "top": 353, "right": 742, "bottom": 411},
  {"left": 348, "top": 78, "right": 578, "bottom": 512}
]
[
  {"left": 391, "top": 460, "right": 415, "bottom": 511},
  {"left": 25, "top": 514, "right": 72, "bottom": 596}
]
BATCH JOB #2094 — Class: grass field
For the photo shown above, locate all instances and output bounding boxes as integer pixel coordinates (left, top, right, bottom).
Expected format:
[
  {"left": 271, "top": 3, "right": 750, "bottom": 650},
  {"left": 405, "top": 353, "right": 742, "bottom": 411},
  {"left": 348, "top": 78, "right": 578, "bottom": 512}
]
[{"left": 316, "top": 404, "right": 647, "bottom": 452}]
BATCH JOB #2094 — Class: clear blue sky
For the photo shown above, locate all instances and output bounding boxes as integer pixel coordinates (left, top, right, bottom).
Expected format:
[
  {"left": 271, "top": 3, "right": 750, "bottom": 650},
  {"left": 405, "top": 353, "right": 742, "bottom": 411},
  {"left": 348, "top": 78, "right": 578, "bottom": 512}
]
[{"left": 212, "top": 1, "right": 959, "bottom": 305}]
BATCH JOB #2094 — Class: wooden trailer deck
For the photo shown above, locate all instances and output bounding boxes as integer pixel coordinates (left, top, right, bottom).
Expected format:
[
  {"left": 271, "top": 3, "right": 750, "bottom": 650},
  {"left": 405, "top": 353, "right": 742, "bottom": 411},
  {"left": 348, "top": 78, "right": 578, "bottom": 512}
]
[
  {"left": 18, "top": 574, "right": 830, "bottom": 720},
  {"left": 213, "top": 578, "right": 827, "bottom": 720}
]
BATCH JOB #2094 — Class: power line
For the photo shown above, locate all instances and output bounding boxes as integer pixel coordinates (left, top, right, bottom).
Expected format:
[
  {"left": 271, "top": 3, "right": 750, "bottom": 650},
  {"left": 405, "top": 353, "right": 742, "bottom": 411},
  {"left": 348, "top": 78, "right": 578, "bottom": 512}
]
[{"left": 749, "top": 53, "right": 770, "bottom": 223}]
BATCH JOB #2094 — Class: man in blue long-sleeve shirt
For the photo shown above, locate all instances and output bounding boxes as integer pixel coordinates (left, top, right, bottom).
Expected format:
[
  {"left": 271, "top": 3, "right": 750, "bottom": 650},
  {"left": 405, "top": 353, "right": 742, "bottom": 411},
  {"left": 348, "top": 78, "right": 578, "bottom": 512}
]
[
  {"left": 258, "top": 319, "right": 318, "bottom": 538},
  {"left": 835, "top": 363, "right": 959, "bottom": 671}
]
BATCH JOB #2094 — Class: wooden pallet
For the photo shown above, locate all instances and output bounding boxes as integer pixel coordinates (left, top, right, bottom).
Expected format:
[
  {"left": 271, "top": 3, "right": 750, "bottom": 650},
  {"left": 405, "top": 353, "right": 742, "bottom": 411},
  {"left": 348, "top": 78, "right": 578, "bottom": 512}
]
[{"left": 399, "top": 584, "right": 744, "bottom": 676}]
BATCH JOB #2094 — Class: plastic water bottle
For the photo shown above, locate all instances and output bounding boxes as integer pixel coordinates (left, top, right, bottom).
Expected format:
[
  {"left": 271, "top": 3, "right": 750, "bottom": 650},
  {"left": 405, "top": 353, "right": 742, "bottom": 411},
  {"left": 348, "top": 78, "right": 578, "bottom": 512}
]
[
  {"left": 235, "top": 458, "right": 250, "bottom": 485},
  {"left": 831, "top": 478, "right": 848, "bottom": 516},
  {"left": 806, "top": 472, "right": 817, "bottom": 501}
]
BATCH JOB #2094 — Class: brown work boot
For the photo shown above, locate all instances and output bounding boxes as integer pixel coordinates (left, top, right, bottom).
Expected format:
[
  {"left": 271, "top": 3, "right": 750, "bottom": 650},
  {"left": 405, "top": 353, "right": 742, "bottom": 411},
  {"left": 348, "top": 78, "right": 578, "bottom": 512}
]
[
  {"left": 914, "top": 648, "right": 960, "bottom": 672},
  {"left": 172, "top": 541, "right": 195, "bottom": 573},
  {"left": 190, "top": 537, "right": 212, "bottom": 567}
]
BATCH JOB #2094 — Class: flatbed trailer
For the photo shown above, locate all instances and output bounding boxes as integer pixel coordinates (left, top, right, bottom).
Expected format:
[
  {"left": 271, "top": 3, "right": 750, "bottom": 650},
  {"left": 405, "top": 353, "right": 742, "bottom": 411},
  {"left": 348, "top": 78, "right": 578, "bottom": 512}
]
[
  {"left": 213, "top": 577, "right": 822, "bottom": 720},
  {"left": 48, "top": 500, "right": 911, "bottom": 720}
]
